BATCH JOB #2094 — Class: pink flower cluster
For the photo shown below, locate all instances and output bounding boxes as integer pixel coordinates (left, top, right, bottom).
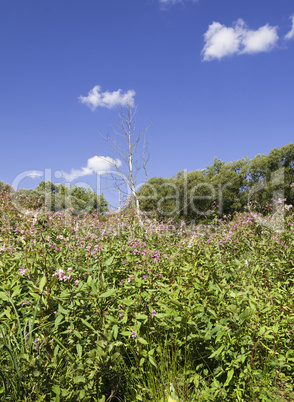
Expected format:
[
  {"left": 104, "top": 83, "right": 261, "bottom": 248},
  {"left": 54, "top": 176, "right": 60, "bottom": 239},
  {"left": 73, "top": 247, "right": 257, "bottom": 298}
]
[
  {"left": 52, "top": 267, "right": 72, "bottom": 281},
  {"left": 19, "top": 266, "right": 27, "bottom": 275}
]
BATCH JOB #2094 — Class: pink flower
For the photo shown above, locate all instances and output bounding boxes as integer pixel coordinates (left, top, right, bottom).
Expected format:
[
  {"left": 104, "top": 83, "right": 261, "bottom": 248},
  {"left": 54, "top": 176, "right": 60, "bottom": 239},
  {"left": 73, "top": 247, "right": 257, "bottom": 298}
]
[
  {"left": 131, "top": 330, "right": 136, "bottom": 338},
  {"left": 19, "top": 267, "right": 27, "bottom": 275},
  {"left": 152, "top": 309, "right": 156, "bottom": 317},
  {"left": 52, "top": 268, "right": 72, "bottom": 282}
]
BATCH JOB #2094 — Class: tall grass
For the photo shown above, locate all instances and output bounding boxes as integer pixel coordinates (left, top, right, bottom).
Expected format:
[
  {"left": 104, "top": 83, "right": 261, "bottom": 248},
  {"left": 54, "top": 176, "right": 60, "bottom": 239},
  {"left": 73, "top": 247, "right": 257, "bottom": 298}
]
[{"left": 0, "top": 187, "right": 294, "bottom": 400}]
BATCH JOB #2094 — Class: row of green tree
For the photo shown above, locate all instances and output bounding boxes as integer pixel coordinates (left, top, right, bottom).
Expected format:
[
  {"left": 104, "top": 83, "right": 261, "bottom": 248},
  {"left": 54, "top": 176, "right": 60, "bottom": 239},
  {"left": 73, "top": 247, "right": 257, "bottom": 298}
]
[
  {"left": 0, "top": 181, "right": 108, "bottom": 215},
  {"left": 1, "top": 143, "right": 293, "bottom": 220},
  {"left": 138, "top": 143, "right": 294, "bottom": 223}
]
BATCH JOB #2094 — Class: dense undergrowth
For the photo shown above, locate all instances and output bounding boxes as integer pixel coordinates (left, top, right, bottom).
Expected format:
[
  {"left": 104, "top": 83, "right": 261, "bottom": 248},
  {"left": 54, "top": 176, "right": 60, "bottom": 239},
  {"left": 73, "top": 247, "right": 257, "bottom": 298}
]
[{"left": 0, "top": 186, "right": 294, "bottom": 401}]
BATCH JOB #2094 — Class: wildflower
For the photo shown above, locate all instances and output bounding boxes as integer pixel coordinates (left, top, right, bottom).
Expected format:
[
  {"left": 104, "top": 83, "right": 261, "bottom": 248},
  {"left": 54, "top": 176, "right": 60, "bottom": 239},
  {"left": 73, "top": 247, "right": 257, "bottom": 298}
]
[
  {"left": 19, "top": 267, "right": 27, "bottom": 275},
  {"left": 119, "top": 312, "right": 123, "bottom": 317},
  {"left": 245, "top": 260, "right": 249, "bottom": 267},
  {"left": 152, "top": 309, "right": 156, "bottom": 317},
  {"left": 52, "top": 268, "right": 71, "bottom": 282},
  {"left": 127, "top": 275, "right": 135, "bottom": 283},
  {"left": 74, "top": 280, "right": 79, "bottom": 286},
  {"left": 143, "top": 275, "right": 147, "bottom": 280},
  {"left": 120, "top": 280, "right": 124, "bottom": 286},
  {"left": 277, "top": 198, "right": 286, "bottom": 204},
  {"left": 131, "top": 330, "right": 136, "bottom": 338},
  {"left": 34, "top": 338, "right": 40, "bottom": 350}
]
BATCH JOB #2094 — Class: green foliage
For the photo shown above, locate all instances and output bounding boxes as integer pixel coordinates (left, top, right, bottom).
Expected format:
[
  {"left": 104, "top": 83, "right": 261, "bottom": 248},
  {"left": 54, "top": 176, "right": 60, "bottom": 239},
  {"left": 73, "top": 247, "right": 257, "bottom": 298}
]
[
  {"left": 139, "top": 143, "right": 294, "bottom": 223},
  {"left": 0, "top": 176, "right": 294, "bottom": 400},
  {"left": 11, "top": 181, "right": 108, "bottom": 215}
]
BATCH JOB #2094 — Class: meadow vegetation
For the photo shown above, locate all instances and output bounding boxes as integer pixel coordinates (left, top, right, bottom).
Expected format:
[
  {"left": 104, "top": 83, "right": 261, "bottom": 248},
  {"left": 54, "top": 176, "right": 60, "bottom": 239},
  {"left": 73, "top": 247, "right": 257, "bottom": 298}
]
[{"left": 0, "top": 181, "right": 294, "bottom": 401}]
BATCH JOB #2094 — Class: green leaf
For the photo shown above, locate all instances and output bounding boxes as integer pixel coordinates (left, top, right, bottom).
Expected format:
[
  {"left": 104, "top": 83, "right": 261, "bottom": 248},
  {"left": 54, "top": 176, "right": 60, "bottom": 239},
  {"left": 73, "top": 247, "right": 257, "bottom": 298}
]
[
  {"left": 39, "top": 275, "right": 46, "bottom": 292},
  {"left": 52, "top": 385, "right": 60, "bottom": 396},
  {"left": 239, "top": 308, "right": 255, "bottom": 321},
  {"left": 61, "top": 389, "right": 69, "bottom": 397},
  {"left": 87, "top": 276, "right": 92, "bottom": 286},
  {"left": 104, "top": 255, "right": 114, "bottom": 266},
  {"left": 121, "top": 298, "right": 134, "bottom": 306},
  {"left": 0, "top": 292, "right": 8, "bottom": 301},
  {"left": 58, "top": 304, "right": 69, "bottom": 315},
  {"left": 224, "top": 368, "right": 234, "bottom": 387},
  {"left": 138, "top": 337, "right": 148, "bottom": 345},
  {"left": 54, "top": 345, "right": 59, "bottom": 357},
  {"left": 121, "top": 331, "right": 131, "bottom": 336},
  {"left": 76, "top": 343, "right": 82, "bottom": 358},
  {"left": 209, "top": 344, "right": 225, "bottom": 359},
  {"left": 81, "top": 318, "right": 96, "bottom": 332},
  {"left": 11, "top": 285, "right": 21, "bottom": 298},
  {"left": 135, "top": 314, "right": 148, "bottom": 320},
  {"left": 207, "top": 308, "right": 217, "bottom": 319},
  {"left": 174, "top": 316, "right": 182, "bottom": 322},
  {"left": 113, "top": 324, "right": 118, "bottom": 340},
  {"left": 100, "top": 288, "right": 116, "bottom": 298},
  {"left": 105, "top": 314, "right": 116, "bottom": 322},
  {"left": 55, "top": 314, "right": 64, "bottom": 329},
  {"left": 73, "top": 376, "right": 86, "bottom": 384},
  {"left": 148, "top": 355, "right": 157, "bottom": 367},
  {"left": 170, "top": 299, "right": 182, "bottom": 307}
]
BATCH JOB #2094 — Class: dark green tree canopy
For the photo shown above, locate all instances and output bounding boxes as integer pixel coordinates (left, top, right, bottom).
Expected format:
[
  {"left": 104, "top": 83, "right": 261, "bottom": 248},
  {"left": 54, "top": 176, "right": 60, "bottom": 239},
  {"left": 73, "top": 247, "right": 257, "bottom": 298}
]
[
  {"left": 34, "top": 181, "right": 108, "bottom": 215},
  {"left": 138, "top": 143, "right": 294, "bottom": 223}
]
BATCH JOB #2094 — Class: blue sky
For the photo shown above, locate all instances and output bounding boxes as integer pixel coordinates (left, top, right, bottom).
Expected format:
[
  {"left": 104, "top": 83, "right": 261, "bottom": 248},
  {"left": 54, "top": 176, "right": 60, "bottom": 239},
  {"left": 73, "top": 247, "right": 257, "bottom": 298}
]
[{"left": 1, "top": 0, "right": 294, "bottom": 207}]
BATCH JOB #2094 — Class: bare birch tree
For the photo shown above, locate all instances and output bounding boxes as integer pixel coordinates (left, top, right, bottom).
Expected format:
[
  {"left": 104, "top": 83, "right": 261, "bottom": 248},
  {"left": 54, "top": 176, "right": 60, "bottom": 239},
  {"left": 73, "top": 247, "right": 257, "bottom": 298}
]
[{"left": 99, "top": 105, "right": 151, "bottom": 216}]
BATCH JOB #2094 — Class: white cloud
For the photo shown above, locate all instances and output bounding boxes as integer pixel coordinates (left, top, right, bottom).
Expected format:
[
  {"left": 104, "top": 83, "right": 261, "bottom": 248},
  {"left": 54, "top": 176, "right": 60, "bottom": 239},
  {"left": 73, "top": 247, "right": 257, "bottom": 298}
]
[
  {"left": 202, "top": 21, "right": 240, "bottom": 60},
  {"left": 79, "top": 85, "right": 136, "bottom": 111},
  {"left": 62, "top": 156, "right": 122, "bottom": 182},
  {"left": 285, "top": 16, "right": 294, "bottom": 40},
  {"left": 159, "top": 0, "right": 198, "bottom": 6},
  {"left": 202, "top": 19, "right": 279, "bottom": 61},
  {"left": 27, "top": 171, "right": 43, "bottom": 179},
  {"left": 159, "top": 0, "right": 181, "bottom": 4},
  {"left": 241, "top": 24, "right": 279, "bottom": 54},
  {"left": 159, "top": 0, "right": 197, "bottom": 4}
]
